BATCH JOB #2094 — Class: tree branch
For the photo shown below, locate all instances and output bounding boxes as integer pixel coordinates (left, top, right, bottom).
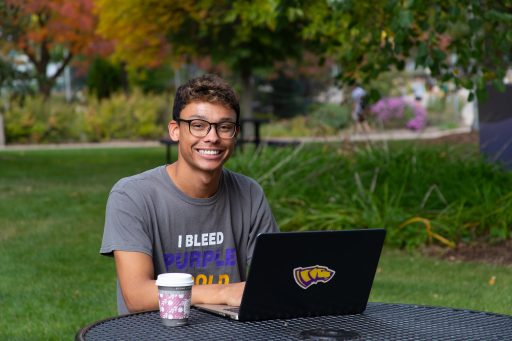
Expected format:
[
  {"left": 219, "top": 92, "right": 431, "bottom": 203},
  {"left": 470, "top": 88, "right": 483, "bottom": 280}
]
[{"left": 49, "top": 52, "right": 73, "bottom": 82}]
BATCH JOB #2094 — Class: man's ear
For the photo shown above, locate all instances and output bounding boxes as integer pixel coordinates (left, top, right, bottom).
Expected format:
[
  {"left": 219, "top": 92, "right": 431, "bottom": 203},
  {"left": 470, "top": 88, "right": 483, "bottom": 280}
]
[{"left": 168, "top": 120, "right": 180, "bottom": 142}]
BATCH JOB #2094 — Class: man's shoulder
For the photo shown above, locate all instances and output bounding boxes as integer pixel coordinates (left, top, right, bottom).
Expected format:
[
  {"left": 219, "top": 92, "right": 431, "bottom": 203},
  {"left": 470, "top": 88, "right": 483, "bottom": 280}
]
[
  {"left": 223, "top": 168, "right": 259, "bottom": 186},
  {"left": 222, "top": 168, "right": 265, "bottom": 197},
  {"left": 112, "top": 166, "right": 165, "bottom": 193}
]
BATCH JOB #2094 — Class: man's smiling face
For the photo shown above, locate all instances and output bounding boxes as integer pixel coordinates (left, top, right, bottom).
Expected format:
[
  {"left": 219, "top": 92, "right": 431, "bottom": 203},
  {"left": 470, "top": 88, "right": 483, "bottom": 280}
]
[{"left": 169, "top": 101, "right": 239, "bottom": 175}]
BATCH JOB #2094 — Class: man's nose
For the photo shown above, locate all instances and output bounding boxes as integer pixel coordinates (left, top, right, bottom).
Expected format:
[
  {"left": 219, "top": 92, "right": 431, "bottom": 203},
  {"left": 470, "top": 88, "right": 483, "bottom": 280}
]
[{"left": 204, "top": 124, "right": 220, "bottom": 141}]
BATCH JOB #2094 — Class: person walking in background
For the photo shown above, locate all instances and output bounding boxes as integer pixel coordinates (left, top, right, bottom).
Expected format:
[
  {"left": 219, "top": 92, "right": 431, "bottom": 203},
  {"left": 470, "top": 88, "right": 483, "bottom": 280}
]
[
  {"left": 100, "top": 74, "right": 279, "bottom": 314},
  {"left": 351, "top": 85, "right": 371, "bottom": 133},
  {"left": 411, "top": 76, "right": 426, "bottom": 103}
]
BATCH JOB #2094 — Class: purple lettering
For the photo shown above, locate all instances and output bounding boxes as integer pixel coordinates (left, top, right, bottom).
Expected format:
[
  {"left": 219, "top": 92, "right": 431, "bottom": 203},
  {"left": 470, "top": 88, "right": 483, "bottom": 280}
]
[
  {"left": 225, "top": 248, "right": 236, "bottom": 266},
  {"left": 164, "top": 248, "right": 237, "bottom": 272},
  {"left": 215, "top": 249, "right": 224, "bottom": 267},
  {"left": 189, "top": 251, "right": 201, "bottom": 268},
  {"left": 202, "top": 250, "right": 215, "bottom": 268},
  {"left": 164, "top": 253, "right": 174, "bottom": 271},
  {"left": 175, "top": 253, "right": 189, "bottom": 270}
]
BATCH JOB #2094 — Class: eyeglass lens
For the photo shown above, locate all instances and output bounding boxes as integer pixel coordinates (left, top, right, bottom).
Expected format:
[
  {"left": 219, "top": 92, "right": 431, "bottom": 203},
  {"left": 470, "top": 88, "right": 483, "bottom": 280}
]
[{"left": 187, "top": 119, "right": 237, "bottom": 138}]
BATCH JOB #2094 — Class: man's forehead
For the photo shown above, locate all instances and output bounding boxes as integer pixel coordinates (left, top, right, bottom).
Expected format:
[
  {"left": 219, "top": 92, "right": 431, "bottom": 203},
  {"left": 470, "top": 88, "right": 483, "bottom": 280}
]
[{"left": 182, "top": 101, "right": 236, "bottom": 118}]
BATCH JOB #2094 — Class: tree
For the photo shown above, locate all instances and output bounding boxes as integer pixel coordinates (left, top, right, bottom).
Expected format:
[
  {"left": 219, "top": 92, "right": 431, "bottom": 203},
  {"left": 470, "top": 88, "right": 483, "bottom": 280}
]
[
  {"left": 86, "top": 57, "right": 126, "bottom": 99},
  {"left": 95, "top": 0, "right": 308, "bottom": 119},
  {"left": 0, "top": 0, "right": 112, "bottom": 98},
  {"left": 301, "top": 0, "right": 512, "bottom": 101}
]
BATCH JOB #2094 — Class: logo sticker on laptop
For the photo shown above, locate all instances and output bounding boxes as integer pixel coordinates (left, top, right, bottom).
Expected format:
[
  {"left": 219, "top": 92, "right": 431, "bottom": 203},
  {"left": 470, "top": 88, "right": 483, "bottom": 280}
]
[{"left": 293, "top": 265, "right": 335, "bottom": 289}]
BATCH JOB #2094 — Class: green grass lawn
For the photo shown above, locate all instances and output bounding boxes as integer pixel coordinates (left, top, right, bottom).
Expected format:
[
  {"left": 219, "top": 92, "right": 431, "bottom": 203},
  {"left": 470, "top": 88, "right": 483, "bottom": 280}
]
[{"left": 1, "top": 146, "right": 510, "bottom": 340}]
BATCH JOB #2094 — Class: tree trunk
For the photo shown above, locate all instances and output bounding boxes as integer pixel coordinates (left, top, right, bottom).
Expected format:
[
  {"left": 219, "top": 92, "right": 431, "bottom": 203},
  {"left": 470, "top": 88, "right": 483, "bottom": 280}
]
[
  {"left": 0, "top": 113, "right": 5, "bottom": 147},
  {"left": 239, "top": 69, "right": 254, "bottom": 139},
  {"left": 38, "top": 79, "right": 53, "bottom": 99},
  {"left": 239, "top": 70, "right": 254, "bottom": 120}
]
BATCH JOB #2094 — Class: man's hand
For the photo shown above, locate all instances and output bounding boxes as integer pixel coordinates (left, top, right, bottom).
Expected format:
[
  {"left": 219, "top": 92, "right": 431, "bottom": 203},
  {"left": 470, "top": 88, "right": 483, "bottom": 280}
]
[
  {"left": 191, "top": 281, "right": 246, "bottom": 307},
  {"left": 222, "top": 282, "right": 246, "bottom": 306}
]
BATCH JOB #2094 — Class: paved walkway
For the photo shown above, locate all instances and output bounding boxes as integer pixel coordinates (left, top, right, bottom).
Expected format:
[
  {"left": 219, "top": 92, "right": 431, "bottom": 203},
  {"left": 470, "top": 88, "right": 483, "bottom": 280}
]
[
  {"left": 273, "top": 126, "right": 472, "bottom": 143},
  {"left": 0, "top": 127, "right": 472, "bottom": 151}
]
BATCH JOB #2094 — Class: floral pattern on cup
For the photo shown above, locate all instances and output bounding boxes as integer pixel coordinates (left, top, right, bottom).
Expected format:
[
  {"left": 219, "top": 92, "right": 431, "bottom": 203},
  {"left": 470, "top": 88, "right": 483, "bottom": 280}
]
[{"left": 158, "top": 289, "right": 192, "bottom": 320}]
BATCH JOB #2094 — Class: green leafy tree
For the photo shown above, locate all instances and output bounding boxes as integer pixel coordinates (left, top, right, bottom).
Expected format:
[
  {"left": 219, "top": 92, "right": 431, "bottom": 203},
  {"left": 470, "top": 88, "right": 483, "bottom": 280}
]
[
  {"left": 95, "top": 0, "right": 308, "bottom": 119},
  {"left": 302, "top": 0, "right": 512, "bottom": 100}
]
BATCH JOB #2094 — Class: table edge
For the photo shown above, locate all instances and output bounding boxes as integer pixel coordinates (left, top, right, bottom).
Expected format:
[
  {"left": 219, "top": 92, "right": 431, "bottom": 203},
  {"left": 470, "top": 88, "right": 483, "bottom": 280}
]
[
  {"left": 75, "top": 309, "right": 157, "bottom": 341},
  {"left": 75, "top": 302, "right": 512, "bottom": 341}
]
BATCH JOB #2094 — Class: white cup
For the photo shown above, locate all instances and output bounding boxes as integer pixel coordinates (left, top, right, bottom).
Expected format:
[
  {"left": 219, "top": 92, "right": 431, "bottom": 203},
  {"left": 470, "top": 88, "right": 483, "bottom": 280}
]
[{"left": 155, "top": 273, "right": 194, "bottom": 326}]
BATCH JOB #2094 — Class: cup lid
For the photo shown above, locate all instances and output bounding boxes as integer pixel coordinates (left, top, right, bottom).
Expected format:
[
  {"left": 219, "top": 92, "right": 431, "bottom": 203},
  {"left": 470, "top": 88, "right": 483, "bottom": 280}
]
[{"left": 156, "top": 273, "right": 194, "bottom": 287}]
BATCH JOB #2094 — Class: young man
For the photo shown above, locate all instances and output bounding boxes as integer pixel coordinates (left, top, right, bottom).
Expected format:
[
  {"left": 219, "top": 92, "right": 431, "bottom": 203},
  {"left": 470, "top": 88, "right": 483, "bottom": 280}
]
[{"left": 100, "top": 74, "right": 279, "bottom": 314}]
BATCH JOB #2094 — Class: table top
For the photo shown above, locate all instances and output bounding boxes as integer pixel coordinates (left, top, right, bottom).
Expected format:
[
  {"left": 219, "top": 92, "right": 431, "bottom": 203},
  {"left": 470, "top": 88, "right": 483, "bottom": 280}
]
[{"left": 76, "top": 302, "right": 512, "bottom": 341}]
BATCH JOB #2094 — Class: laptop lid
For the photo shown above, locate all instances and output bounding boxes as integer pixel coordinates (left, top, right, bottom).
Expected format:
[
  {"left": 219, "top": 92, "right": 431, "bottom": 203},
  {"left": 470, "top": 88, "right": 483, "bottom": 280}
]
[{"left": 195, "top": 228, "right": 386, "bottom": 321}]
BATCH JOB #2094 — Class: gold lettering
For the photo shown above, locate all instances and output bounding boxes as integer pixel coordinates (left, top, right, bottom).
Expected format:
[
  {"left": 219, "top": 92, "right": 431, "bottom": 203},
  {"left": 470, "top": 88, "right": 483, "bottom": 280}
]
[
  {"left": 193, "top": 274, "right": 231, "bottom": 285},
  {"left": 218, "top": 274, "right": 230, "bottom": 284},
  {"left": 196, "top": 274, "right": 207, "bottom": 285}
]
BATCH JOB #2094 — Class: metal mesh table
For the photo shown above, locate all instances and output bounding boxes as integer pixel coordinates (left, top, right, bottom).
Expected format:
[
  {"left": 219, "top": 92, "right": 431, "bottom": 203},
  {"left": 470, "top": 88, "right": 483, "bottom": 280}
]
[{"left": 76, "top": 302, "right": 512, "bottom": 340}]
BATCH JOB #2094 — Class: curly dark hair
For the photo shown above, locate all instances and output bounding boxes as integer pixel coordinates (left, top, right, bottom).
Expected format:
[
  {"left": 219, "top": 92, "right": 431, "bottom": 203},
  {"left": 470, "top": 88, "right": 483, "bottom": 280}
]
[{"left": 172, "top": 74, "right": 240, "bottom": 122}]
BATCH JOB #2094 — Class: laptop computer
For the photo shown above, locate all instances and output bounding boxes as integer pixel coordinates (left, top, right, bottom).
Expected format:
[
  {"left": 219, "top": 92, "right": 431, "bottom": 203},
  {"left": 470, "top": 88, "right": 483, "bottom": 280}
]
[{"left": 194, "top": 228, "right": 386, "bottom": 321}]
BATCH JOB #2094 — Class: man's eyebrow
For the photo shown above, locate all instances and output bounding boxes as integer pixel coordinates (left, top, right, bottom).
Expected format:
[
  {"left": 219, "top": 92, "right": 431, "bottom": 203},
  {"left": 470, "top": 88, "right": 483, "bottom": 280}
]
[
  {"left": 216, "top": 117, "right": 237, "bottom": 123},
  {"left": 187, "top": 114, "right": 236, "bottom": 123}
]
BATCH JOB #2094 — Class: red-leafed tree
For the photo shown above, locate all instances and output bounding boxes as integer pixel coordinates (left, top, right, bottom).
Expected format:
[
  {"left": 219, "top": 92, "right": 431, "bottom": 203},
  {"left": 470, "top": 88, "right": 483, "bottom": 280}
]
[{"left": 0, "top": 0, "right": 113, "bottom": 98}]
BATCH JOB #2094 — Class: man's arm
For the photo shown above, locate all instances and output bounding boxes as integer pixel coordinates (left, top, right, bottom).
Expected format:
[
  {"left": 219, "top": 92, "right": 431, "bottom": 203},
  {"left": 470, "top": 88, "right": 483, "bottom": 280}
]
[
  {"left": 114, "top": 251, "right": 245, "bottom": 313},
  {"left": 114, "top": 250, "right": 158, "bottom": 312}
]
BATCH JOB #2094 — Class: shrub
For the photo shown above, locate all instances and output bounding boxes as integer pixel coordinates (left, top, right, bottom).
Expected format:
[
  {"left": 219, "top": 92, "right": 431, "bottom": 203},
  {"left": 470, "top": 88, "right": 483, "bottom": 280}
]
[
  {"left": 4, "top": 96, "right": 85, "bottom": 143},
  {"left": 230, "top": 142, "right": 512, "bottom": 248},
  {"left": 260, "top": 116, "right": 314, "bottom": 137},
  {"left": 83, "top": 90, "right": 170, "bottom": 141},
  {"left": 261, "top": 104, "right": 351, "bottom": 138},
  {"left": 308, "top": 103, "right": 351, "bottom": 131},
  {"left": 370, "top": 97, "right": 427, "bottom": 130},
  {"left": 4, "top": 92, "right": 171, "bottom": 144}
]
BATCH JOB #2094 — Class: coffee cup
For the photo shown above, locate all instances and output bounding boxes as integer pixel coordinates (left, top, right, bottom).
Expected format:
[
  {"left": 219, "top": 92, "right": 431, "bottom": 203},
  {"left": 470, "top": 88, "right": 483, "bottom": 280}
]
[{"left": 155, "top": 273, "right": 194, "bottom": 326}]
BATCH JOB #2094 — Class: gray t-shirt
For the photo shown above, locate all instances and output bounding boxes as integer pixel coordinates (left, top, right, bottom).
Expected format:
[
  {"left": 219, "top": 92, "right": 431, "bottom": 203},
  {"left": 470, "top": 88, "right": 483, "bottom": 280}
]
[{"left": 100, "top": 166, "right": 278, "bottom": 314}]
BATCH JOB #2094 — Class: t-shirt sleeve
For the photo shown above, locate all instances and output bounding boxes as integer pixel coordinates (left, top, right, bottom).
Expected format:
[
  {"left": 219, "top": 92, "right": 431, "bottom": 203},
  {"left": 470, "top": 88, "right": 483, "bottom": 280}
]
[
  {"left": 246, "top": 183, "right": 279, "bottom": 263},
  {"left": 100, "top": 188, "right": 153, "bottom": 257}
]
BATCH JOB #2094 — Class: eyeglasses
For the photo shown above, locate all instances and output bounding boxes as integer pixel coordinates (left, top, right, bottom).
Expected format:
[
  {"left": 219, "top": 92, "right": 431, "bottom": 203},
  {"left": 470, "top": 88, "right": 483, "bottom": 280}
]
[{"left": 177, "top": 119, "right": 239, "bottom": 139}]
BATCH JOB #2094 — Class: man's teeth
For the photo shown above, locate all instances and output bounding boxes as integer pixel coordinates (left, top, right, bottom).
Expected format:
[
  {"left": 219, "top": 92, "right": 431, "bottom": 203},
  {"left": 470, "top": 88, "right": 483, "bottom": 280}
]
[{"left": 199, "top": 149, "right": 220, "bottom": 155}]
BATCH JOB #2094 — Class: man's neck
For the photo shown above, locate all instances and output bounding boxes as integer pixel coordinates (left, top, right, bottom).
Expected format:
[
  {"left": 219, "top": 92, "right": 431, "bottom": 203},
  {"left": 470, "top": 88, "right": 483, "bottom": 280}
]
[{"left": 166, "top": 162, "right": 222, "bottom": 199}]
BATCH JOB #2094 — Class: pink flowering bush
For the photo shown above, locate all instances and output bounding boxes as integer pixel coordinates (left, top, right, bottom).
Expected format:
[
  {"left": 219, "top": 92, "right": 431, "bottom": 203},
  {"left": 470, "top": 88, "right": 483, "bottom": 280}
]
[{"left": 370, "top": 97, "right": 427, "bottom": 130}]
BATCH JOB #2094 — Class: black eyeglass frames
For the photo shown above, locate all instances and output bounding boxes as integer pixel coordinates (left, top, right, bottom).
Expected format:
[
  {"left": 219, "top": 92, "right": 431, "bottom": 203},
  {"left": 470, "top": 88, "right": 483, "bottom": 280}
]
[{"left": 177, "top": 119, "right": 239, "bottom": 139}]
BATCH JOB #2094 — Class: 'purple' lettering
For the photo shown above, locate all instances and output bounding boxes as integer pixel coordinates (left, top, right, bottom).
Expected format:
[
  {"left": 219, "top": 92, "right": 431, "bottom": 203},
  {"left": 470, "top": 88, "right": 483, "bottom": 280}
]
[
  {"left": 202, "top": 250, "right": 215, "bottom": 267},
  {"left": 164, "top": 254, "right": 174, "bottom": 271},
  {"left": 189, "top": 251, "right": 201, "bottom": 268},
  {"left": 225, "top": 248, "right": 236, "bottom": 266},
  {"left": 175, "top": 253, "right": 188, "bottom": 270},
  {"left": 164, "top": 248, "right": 237, "bottom": 271},
  {"left": 215, "top": 249, "right": 224, "bottom": 267}
]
